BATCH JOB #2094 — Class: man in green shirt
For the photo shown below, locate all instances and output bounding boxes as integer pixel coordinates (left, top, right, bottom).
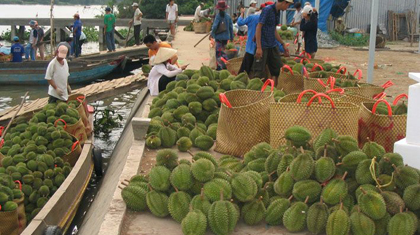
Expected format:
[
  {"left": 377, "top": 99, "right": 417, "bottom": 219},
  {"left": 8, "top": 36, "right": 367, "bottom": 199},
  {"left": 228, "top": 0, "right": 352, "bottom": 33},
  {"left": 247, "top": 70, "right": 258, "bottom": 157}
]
[{"left": 104, "top": 7, "right": 116, "bottom": 52}]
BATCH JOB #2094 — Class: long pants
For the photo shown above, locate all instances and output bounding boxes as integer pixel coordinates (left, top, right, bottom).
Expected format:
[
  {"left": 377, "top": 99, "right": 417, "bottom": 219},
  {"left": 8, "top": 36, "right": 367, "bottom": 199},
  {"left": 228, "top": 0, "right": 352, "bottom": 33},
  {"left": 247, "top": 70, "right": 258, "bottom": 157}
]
[
  {"left": 73, "top": 36, "right": 81, "bottom": 57},
  {"left": 105, "top": 30, "right": 116, "bottom": 51},
  {"left": 25, "top": 43, "right": 35, "bottom": 61},
  {"left": 158, "top": 75, "right": 175, "bottom": 92},
  {"left": 134, "top": 24, "right": 141, "bottom": 45},
  {"left": 215, "top": 40, "right": 228, "bottom": 71}
]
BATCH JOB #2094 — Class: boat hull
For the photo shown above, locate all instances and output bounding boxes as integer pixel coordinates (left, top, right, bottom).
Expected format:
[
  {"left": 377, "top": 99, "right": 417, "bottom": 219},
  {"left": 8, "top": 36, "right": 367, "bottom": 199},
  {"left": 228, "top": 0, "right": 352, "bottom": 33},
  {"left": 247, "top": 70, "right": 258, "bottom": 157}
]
[{"left": 0, "top": 57, "right": 124, "bottom": 85}]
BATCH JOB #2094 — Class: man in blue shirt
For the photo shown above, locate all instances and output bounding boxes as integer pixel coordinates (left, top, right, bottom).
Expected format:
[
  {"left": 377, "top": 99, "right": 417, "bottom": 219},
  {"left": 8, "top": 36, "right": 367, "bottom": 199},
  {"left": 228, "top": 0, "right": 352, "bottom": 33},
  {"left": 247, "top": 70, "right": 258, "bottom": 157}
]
[
  {"left": 72, "top": 13, "right": 82, "bottom": 57},
  {"left": 255, "top": 0, "right": 292, "bottom": 84},
  {"left": 11, "top": 36, "right": 24, "bottom": 62},
  {"left": 237, "top": 1, "right": 286, "bottom": 75}
]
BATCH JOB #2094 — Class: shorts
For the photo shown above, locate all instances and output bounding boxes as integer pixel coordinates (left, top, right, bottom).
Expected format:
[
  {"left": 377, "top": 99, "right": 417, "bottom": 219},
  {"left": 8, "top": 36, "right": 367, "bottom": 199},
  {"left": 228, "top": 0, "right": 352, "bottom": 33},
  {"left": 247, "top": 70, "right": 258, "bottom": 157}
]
[
  {"left": 252, "top": 47, "right": 282, "bottom": 78},
  {"left": 238, "top": 52, "right": 254, "bottom": 75},
  {"left": 297, "top": 31, "right": 303, "bottom": 43},
  {"left": 168, "top": 20, "right": 176, "bottom": 24}
]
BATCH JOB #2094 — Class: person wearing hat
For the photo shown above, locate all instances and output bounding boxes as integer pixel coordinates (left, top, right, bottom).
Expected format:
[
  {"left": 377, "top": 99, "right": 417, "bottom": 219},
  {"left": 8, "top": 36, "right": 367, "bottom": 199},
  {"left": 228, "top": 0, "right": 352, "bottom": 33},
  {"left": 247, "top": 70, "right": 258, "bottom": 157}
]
[
  {"left": 147, "top": 48, "right": 188, "bottom": 96},
  {"left": 25, "top": 20, "right": 38, "bottom": 61},
  {"left": 143, "top": 34, "right": 175, "bottom": 66},
  {"left": 246, "top": 0, "right": 258, "bottom": 17},
  {"left": 210, "top": 0, "right": 234, "bottom": 70},
  {"left": 33, "top": 21, "right": 45, "bottom": 60},
  {"left": 166, "top": 0, "right": 178, "bottom": 39},
  {"left": 129, "top": 2, "right": 143, "bottom": 46},
  {"left": 300, "top": 5, "right": 318, "bottom": 58},
  {"left": 71, "top": 13, "right": 83, "bottom": 57},
  {"left": 104, "top": 7, "right": 116, "bottom": 52},
  {"left": 254, "top": 0, "right": 293, "bottom": 84},
  {"left": 11, "top": 36, "right": 24, "bottom": 63},
  {"left": 335, "top": 17, "right": 346, "bottom": 35},
  {"left": 57, "top": 37, "right": 73, "bottom": 59},
  {"left": 194, "top": 2, "right": 205, "bottom": 22},
  {"left": 45, "top": 45, "right": 71, "bottom": 103}
]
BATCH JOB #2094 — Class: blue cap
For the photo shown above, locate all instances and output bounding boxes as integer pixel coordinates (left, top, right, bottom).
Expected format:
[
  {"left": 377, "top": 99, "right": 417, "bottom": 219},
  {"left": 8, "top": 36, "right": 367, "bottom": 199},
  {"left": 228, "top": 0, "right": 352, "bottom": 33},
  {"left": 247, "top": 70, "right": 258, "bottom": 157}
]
[
  {"left": 105, "top": 7, "right": 111, "bottom": 11},
  {"left": 13, "top": 36, "right": 19, "bottom": 42},
  {"left": 29, "top": 20, "right": 36, "bottom": 25}
]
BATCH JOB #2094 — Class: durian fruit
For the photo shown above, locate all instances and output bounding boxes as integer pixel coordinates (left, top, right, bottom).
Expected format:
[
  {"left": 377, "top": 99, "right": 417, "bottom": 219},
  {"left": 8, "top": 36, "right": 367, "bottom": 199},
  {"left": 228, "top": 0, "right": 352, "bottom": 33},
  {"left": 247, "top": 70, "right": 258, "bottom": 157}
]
[
  {"left": 190, "top": 188, "right": 211, "bottom": 216},
  {"left": 168, "top": 190, "right": 192, "bottom": 223},
  {"left": 231, "top": 173, "right": 258, "bottom": 202},
  {"left": 350, "top": 209, "right": 376, "bottom": 235},
  {"left": 146, "top": 189, "right": 169, "bottom": 217},
  {"left": 276, "top": 153, "right": 294, "bottom": 176},
  {"left": 156, "top": 149, "right": 179, "bottom": 170},
  {"left": 322, "top": 172, "right": 348, "bottom": 205},
  {"left": 289, "top": 150, "right": 314, "bottom": 181},
  {"left": 355, "top": 158, "right": 379, "bottom": 185},
  {"left": 274, "top": 168, "right": 294, "bottom": 197},
  {"left": 314, "top": 150, "right": 336, "bottom": 183},
  {"left": 264, "top": 197, "right": 291, "bottom": 226},
  {"left": 387, "top": 211, "right": 417, "bottom": 235},
  {"left": 393, "top": 165, "right": 420, "bottom": 190},
  {"left": 306, "top": 197, "right": 329, "bottom": 234},
  {"left": 292, "top": 180, "right": 321, "bottom": 203},
  {"left": 381, "top": 190, "right": 405, "bottom": 215},
  {"left": 191, "top": 158, "right": 215, "bottom": 183},
  {"left": 121, "top": 185, "right": 147, "bottom": 211},
  {"left": 358, "top": 187, "right": 387, "bottom": 220},
  {"left": 362, "top": 139, "right": 385, "bottom": 160},
  {"left": 176, "top": 137, "right": 193, "bottom": 152},
  {"left": 264, "top": 151, "right": 282, "bottom": 175},
  {"left": 203, "top": 178, "right": 232, "bottom": 202},
  {"left": 241, "top": 196, "right": 266, "bottom": 225},
  {"left": 283, "top": 196, "right": 309, "bottom": 232},
  {"left": 403, "top": 184, "right": 420, "bottom": 211},
  {"left": 181, "top": 209, "right": 207, "bottom": 235},
  {"left": 284, "top": 126, "right": 311, "bottom": 147},
  {"left": 208, "top": 191, "right": 239, "bottom": 235},
  {"left": 333, "top": 135, "right": 359, "bottom": 156},
  {"left": 148, "top": 166, "right": 171, "bottom": 191},
  {"left": 170, "top": 164, "right": 194, "bottom": 191},
  {"left": 326, "top": 203, "right": 350, "bottom": 235},
  {"left": 374, "top": 212, "right": 391, "bottom": 235},
  {"left": 340, "top": 151, "right": 368, "bottom": 172},
  {"left": 379, "top": 153, "right": 404, "bottom": 175},
  {"left": 313, "top": 128, "right": 338, "bottom": 153}
]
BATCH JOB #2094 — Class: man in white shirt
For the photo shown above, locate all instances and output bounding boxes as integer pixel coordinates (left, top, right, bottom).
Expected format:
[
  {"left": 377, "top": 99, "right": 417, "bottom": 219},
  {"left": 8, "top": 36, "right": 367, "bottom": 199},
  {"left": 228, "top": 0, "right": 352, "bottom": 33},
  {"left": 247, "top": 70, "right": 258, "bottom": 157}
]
[
  {"left": 129, "top": 2, "right": 143, "bottom": 46},
  {"left": 246, "top": 0, "right": 257, "bottom": 17},
  {"left": 45, "top": 45, "right": 71, "bottom": 103},
  {"left": 166, "top": 0, "right": 178, "bottom": 39},
  {"left": 194, "top": 2, "right": 204, "bottom": 22},
  {"left": 291, "top": 2, "right": 303, "bottom": 53}
]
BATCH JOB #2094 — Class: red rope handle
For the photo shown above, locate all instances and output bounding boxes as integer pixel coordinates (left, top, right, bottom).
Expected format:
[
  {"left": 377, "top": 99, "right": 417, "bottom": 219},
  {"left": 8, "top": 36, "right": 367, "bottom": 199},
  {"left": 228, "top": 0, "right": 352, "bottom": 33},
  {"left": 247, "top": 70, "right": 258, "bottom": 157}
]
[
  {"left": 71, "top": 140, "right": 80, "bottom": 151},
  {"left": 296, "top": 90, "right": 322, "bottom": 104},
  {"left": 311, "top": 63, "right": 324, "bottom": 72},
  {"left": 392, "top": 94, "right": 408, "bottom": 105},
  {"left": 281, "top": 65, "right": 294, "bottom": 75},
  {"left": 307, "top": 93, "right": 336, "bottom": 108},
  {"left": 336, "top": 67, "right": 347, "bottom": 75},
  {"left": 382, "top": 81, "right": 394, "bottom": 89},
  {"left": 54, "top": 119, "right": 68, "bottom": 130},
  {"left": 373, "top": 92, "right": 387, "bottom": 100},
  {"left": 219, "top": 93, "right": 232, "bottom": 108},
  {"left": 353, "top": 69, "right": 362, "bottom": 80},
  {"left": 261, "top": 79, "right": 274, "bottom": 92},
  {"left": 14, "top": 180, "right": 22, "bottom": 190},
  {"left": 76, "top": 95, "right": 85, "bottom": 103},
  {"left": 372, "top": 99, "right": 393, "bottom": 116},
  {"left": 326, "top": 88, "right": 345, "bottom": 95}
]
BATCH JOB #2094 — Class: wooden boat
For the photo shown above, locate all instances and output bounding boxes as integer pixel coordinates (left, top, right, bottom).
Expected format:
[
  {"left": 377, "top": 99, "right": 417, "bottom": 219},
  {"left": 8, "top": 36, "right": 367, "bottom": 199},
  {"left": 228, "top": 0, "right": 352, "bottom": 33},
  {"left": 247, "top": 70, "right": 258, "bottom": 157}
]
[
  {"left": 20, "top": 109, "right": 97, "bottom": 235},
  {"left": 0, "top": 56, "right": 125, "bottom": 85}
]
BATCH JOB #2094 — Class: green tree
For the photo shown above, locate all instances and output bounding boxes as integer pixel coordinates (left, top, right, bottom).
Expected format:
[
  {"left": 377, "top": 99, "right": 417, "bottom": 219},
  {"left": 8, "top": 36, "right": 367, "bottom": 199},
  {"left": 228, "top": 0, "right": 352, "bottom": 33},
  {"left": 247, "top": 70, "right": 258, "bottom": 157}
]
[{"left": 139, "top": 0, "right": 167, "bottom": 19}]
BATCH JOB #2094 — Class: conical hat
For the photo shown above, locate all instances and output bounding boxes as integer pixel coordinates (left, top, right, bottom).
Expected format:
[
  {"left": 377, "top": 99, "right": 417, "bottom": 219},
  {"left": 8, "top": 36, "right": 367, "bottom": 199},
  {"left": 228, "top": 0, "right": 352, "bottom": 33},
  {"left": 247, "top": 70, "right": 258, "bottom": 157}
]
[{"left": 153, "top": 48, "right": 177, "bottom": 65}]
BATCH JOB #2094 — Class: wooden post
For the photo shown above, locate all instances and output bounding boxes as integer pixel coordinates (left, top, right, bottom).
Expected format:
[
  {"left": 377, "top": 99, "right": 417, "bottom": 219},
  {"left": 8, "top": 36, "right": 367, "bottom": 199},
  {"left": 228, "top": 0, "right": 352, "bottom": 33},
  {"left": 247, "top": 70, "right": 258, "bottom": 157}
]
[
  {"left": 10, "top": 25, "right": 16, "bottom": 39},
  {"left": 99, "top": 26, "right": 105, "bottom": 51},
  {"left": 367, "top": 0, "right": 379, "bottom": 84}
]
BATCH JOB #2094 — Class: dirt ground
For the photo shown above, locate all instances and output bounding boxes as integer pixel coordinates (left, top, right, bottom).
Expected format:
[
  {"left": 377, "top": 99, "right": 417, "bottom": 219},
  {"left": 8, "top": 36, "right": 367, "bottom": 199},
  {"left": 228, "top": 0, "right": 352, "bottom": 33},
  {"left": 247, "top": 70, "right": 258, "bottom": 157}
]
[{"left": 171, "top": 26, "right": 419, "bottom": 98}]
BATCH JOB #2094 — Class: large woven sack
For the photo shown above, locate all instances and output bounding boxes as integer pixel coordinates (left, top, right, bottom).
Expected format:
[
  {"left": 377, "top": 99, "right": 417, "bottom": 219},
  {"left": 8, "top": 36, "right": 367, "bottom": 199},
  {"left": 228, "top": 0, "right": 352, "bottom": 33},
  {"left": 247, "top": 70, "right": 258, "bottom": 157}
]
[
  {"left": 270, "top": 92, "right": 360, "bottom": 148},
  {"left": 68, "top": 94, "right": 91, "bottom": 136},
  {"left": 0, "top": 209, "right": 19, "bottom": 235},
  {"left": 326, "top": 89, "right": 376, "bottom": 107},
  {"left": 304, "top": 67, "right": 350, "bottom": 92},
  {"left": 344, "top": 81, "right": 393, "bottom": 99},
  {"left": 62, "top": 139, "right": 82, "bottom": 166},
  {"left": 358, "top": 95, "right": 407, "bottom": 152},
  {"left": 55, "top": 118, "right": 87, "bottom": 146},
  {"left": 226, "top": 57, "right": 243, "bottom": 75},
  {"left": 215, "top": 80, "right": 275, "bottom": 157},
  {"left": 277, "top": 65, "right": 304, "bottom": 94},
  {"left": 194, "top": 22, "right": 207, "bottom": 34},
  {"left": 12, "top": 182, "right": 26, "bottom": 234}
]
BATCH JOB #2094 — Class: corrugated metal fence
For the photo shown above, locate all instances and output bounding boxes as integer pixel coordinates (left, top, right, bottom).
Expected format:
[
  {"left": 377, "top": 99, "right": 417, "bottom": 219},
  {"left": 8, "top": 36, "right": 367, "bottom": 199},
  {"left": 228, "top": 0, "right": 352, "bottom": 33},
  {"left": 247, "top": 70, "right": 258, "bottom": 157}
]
[{"left": 327, "top": 0, "right": 419, "bottom": 37}]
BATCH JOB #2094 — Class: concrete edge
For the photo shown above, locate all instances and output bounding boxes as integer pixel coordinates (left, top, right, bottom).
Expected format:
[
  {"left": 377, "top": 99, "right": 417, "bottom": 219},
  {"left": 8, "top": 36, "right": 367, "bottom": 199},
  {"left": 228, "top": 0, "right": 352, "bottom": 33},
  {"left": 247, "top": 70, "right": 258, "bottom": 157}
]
[{"left": 97, "top": 94, "right": 152, "bottom": 235}]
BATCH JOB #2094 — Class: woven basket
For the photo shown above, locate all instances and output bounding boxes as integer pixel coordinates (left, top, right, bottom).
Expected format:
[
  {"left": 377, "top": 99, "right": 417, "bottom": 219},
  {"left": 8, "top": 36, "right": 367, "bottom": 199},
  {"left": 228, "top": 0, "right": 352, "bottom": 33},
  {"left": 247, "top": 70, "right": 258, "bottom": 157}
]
[
  {"left": 277, "top": 65, "right": 304, "bottom": 94},
  {"left": 304, "top": 70, "right": 356, "bottom": 92},
  {"left": 215, "top": 80, "right": 275, "bottom": 157},
  {"left": 226, "top": 57, "right": 243, "bottom": 75},
  {"left": 270, "top": 92, "right": 360, "bottom": 148},
  {"left": 344, "top": 82, "right": 390, "bottom": 99},
  {"left": 358, "top": 96, "right": 407, "bottom": 152},
  {"left": 194, "top": 22, "right": 207, "bottom": 34}
]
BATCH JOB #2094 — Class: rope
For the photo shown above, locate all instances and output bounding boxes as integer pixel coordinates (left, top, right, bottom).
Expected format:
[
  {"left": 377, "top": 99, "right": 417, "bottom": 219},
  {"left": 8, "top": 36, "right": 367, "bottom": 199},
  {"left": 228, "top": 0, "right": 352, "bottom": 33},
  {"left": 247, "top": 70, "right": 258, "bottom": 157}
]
[{"left": 370, "top": 157, "right": 394, "bottom": 189}]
